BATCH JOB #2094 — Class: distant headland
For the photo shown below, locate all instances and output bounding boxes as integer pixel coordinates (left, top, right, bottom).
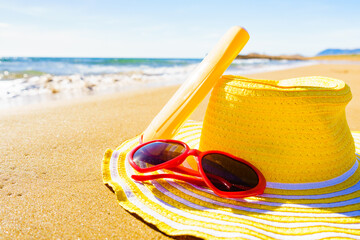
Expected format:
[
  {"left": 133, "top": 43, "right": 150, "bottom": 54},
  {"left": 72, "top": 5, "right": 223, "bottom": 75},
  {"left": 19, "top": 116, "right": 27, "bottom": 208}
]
[
  {"left": 316, "top": 48, "right": 360, "bottom": 56},
  {"left": 237, "top": 48, "right": 360, "bottom": 61},
  {"left": 236, "top": 53, "right": 306, "bottom": 60}
]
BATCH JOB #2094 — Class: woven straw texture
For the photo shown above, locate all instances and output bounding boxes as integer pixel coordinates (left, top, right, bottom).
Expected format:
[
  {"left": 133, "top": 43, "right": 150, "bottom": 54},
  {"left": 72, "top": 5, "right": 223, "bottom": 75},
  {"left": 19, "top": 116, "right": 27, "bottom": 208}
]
[
  {"left": 102, "top": 76, "right": 360, "bottom": 239},
  {"left": 200, "top": 76, "right": 355, "bottom": 183}
]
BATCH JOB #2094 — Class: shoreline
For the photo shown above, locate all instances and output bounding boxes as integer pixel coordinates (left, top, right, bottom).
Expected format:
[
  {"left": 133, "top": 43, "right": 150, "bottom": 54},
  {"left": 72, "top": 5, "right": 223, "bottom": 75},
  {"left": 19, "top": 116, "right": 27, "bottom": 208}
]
[
  {"left": 2, "top": 63, "right": 360, "bottom": 239},
  {"left": 0, "top": 59, "right": 319, "bottom": 109},
  {"left": 3, "top": 63, "right": 360, "bottom": 122}
]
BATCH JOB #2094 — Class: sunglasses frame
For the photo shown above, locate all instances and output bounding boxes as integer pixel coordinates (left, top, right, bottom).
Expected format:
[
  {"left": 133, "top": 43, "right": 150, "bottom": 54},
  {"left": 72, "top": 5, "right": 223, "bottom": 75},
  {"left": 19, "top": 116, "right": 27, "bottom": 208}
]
[{"left": 127, "top": 139, "right": 266, "bottom": 198}]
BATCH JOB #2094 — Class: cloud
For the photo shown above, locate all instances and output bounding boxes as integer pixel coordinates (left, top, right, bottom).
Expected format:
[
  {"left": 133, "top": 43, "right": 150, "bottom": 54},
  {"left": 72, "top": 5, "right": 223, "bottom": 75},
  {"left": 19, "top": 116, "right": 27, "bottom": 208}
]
[{"left": 0, "top": 22, "right": 10, "bottom": 28}]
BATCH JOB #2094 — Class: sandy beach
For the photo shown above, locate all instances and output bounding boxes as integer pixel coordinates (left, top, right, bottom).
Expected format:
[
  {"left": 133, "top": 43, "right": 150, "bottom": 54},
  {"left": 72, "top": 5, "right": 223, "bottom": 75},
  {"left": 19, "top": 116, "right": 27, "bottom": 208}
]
[{"left": 1, "top": 63, "right": 360, "bottom": 239}]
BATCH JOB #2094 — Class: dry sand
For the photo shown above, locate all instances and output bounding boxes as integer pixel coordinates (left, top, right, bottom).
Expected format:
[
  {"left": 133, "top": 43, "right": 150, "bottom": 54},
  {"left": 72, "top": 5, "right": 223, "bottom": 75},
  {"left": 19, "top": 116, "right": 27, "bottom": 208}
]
[
  {"left": 311, "top": 54, "right": 360, "bottom": 61},
  {"left": 1, "top": 63, "right": 360, "bottom": 239}
]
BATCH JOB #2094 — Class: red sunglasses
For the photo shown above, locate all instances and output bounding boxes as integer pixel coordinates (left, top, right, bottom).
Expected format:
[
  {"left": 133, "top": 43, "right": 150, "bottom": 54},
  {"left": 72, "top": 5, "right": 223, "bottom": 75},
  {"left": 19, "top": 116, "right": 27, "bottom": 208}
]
[{"left": 128, "top": 139, "right": 266, "bottom": 198}]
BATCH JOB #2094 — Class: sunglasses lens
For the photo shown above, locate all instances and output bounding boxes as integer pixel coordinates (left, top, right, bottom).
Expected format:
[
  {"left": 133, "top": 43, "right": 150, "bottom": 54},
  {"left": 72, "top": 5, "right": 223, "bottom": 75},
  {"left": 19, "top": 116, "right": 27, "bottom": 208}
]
[
  {"left": 132, "top": 142, "right": 186, "bottom": 168},
  {"left": 201, "top": 153, "right": 259, "bottom": 192}
]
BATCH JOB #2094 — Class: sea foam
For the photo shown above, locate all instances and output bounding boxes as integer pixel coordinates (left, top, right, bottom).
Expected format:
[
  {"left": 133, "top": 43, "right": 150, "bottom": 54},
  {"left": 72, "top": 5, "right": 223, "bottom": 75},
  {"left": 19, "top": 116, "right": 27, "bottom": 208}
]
[{"left": 0, "top": 57, "right": 315, "bottom": 107}]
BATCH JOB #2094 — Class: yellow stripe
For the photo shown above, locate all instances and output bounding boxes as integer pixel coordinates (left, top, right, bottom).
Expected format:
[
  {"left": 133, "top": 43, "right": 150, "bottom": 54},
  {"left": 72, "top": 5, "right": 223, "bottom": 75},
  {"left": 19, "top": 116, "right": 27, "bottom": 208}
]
[
  {"left": 176, "top": 179, "right": 360, "bottom": 205},
  {"left": 263, "top": 165, "right": 360, "bottom": 195},
  {"left": 154, "top": 181, "right": 360, "bottom": 223},
  {"left": 321, "top": 237, "right": 356, "bottom": 240},
  {"left": 110, "top": 143, "right": 360, "bottom": 238},
  {"left": 102, "top": 123, "right": 360, "bottom": 239},
  {"left": 111, "top": 139, "right": 270, "bottom": 240},
  {"left": 148, "top": 184, "right": 360, "bottom": 236},
  {"left": 157, "top": 180, "right": 360, "bottom": 219},
  {"left": 103, "top": 141, "right": 225, "bottom": 240}
]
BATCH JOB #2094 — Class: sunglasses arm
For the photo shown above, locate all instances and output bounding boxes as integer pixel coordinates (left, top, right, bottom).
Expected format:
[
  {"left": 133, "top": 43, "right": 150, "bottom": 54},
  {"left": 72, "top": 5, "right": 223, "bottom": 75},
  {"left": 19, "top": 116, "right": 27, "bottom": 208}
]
[
  {"left": 131, "top": 173, "right": 208, "bottom": 187},
  {"left": 168, "top": 166, "right": 234, "bottom": 189},
  {"left": 132, "top": 168, "right": 234, "bottom": 190},
  {"left": 167, "top": 166, "right": 201, "bottom": 176}
]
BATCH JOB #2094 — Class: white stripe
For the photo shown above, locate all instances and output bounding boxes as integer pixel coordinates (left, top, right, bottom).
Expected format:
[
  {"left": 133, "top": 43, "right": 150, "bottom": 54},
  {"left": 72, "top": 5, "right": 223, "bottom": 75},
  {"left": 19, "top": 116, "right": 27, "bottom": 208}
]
[
  {"left": 263, "top": 179, "right": 360, "bottom": 199},
  {"left": 160, "top": 182, "right": 360, "bottom": 229},
  {"left": 111, "top": 150, "right": 360, "bottom": 239},
  {"left": 162, "top": 181, "right": 360, "bottom": 217},
  {"left": 110, "top": 150, "right": 262, "bottom": 240},
  {"left": 177, "top": 182, "right": 360, "bottom": 208},
  {"left": 177, "top": 133, "right": 201, "bottom": 147},
  {"left": 108, "top": 137, "right": 360, "bottom": 239},
  {"left": 176, "top": 124, "right": 202, "bottom": 134},
  {"left": 122, "top": 149, "right": 360, "bottom": 238},
  {"left": 181, "top": 159, "right": 192, "bottom": 169},
  {"left": 150, "top": 182, "right": 360, "bottom": 239},
  {"left": 288, "top": 233, "right": 360, "bottom": 239},
  {"left": 266, "top": 160, "right": 359, "bottom": 190},
  {"left": 123, "top": 140, "right": 357, "bottom": 219}
]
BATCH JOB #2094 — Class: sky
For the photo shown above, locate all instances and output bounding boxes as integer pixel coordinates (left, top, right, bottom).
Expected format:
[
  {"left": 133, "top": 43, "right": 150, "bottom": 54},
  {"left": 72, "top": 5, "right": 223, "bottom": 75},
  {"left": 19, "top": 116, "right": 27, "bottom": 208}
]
[{"left": 0, "top": 0, "right": 359, "bottom": 58}]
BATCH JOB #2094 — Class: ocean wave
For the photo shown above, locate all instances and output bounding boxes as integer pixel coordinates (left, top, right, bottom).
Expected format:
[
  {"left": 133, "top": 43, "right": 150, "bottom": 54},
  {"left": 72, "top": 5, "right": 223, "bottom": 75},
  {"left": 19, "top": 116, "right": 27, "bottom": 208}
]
[
  {"left": 232, "top": 58, "right": 272, "bottom": 65},
  {"left": 0, "top": 58, "right": 316, "bottom": 107},
  {"left": 0, "top": 57, "right": 202, "bottom": 76},
  {"left": 0, "top": 65, "right": 198, "bottom": 101}
]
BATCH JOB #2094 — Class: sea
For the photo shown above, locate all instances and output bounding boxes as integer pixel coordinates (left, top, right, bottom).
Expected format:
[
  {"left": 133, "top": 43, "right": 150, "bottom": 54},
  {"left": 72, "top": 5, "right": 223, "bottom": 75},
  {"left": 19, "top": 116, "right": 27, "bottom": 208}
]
[{"left": 0, "top": 57, "right": 315, "bottom": 108}]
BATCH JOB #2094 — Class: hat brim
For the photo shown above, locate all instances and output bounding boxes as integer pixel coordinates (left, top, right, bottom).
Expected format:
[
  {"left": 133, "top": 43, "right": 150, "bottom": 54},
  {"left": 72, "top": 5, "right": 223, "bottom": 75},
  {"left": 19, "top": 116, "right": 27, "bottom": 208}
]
[{"left": 102, "top": 120, "right": 360, "bottom": 239}]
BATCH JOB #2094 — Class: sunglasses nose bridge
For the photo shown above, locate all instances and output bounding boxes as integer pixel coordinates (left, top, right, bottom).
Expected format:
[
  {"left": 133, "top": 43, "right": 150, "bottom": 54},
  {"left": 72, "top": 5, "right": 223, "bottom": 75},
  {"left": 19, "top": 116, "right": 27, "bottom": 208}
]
[{"left": 187, "top": 149, "right": 201, "bottom": 157}]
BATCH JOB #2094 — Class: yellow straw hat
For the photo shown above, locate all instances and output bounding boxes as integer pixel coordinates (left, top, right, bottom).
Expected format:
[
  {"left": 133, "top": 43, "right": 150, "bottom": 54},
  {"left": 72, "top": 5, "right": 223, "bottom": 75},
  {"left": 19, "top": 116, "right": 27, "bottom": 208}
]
[{"left": 102, "top": 76, "right": 360, "bottom": 239}]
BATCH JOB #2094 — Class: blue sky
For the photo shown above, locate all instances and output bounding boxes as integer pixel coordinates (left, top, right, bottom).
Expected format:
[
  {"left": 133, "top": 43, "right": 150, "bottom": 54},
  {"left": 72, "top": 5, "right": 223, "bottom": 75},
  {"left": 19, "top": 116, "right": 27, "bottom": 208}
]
[{"left": 0, "top": 0, "right": 359, "bottom": 58}]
